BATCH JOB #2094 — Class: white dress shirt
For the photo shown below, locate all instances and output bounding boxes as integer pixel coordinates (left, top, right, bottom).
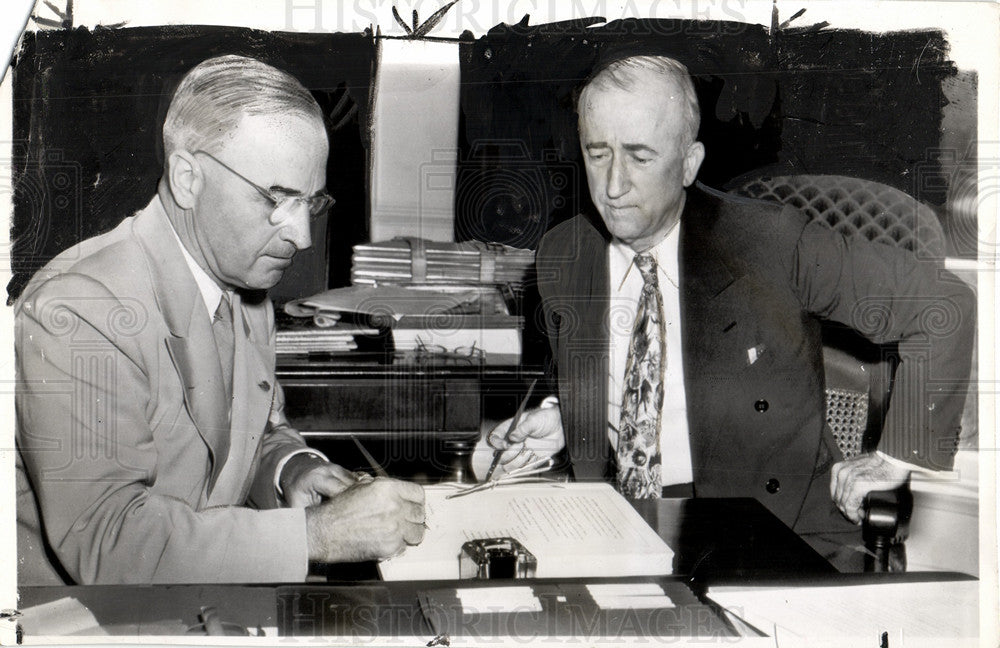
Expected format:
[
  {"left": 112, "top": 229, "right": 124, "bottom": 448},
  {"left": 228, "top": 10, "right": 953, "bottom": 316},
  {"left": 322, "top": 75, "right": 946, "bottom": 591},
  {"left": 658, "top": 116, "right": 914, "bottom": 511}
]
[{"left": 607, "top": 224, "right": 693, "bottom": 486}]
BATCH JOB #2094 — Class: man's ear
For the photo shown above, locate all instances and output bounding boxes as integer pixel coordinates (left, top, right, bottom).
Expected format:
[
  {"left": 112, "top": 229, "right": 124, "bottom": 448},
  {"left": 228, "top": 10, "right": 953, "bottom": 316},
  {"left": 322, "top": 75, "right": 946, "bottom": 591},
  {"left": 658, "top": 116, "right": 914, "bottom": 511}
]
[
  {"left": 681, "top": 141, "right": 706, "bottom": 187},
  {"left": 166, "top": 150, "right": 203, "bottom": 210}
]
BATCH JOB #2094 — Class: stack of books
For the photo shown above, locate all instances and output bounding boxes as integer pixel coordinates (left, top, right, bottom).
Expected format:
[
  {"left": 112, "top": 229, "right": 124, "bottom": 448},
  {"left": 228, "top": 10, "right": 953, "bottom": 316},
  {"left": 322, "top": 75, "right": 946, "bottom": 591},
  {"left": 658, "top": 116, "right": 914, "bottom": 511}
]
[{"left": 351, "top": 238, "right": 534, "bottom": 286}]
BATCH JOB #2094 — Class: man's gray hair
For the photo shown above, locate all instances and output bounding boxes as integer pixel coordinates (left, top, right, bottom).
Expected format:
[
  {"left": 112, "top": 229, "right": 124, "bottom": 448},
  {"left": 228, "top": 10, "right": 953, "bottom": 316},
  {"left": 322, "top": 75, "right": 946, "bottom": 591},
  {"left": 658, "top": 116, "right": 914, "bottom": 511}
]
[
  {"left": 580, "top": 55, "right": 700, "bottom": 145},
  {"left": 162, "top": 54, "right": 323, "bottom": 156}
]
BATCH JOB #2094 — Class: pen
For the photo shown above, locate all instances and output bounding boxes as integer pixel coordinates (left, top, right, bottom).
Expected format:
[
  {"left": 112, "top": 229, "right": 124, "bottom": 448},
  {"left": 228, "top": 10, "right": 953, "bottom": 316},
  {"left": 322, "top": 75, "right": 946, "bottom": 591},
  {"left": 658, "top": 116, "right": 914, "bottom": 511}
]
[
  {"left": 483, "top": 378, "right": 538, "bottom": 483},
  {"left": 351, "top": 434, "right": 389, "bottom": 478},
  {"left": 351, "top": 435, "right": 429, "bottom": 530}
]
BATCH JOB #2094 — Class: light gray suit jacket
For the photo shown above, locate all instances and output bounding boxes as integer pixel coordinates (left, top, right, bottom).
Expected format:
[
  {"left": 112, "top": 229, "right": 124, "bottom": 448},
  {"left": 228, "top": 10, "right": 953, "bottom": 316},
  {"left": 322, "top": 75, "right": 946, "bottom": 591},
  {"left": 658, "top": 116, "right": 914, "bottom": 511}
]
[{"left": 16, "top": 197, "right": 312, "bottom": 584}]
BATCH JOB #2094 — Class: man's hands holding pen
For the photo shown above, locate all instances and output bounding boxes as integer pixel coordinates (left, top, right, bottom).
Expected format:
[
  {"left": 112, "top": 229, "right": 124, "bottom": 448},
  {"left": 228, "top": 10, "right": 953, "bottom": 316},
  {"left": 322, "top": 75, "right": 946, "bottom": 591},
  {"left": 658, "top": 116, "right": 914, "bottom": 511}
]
[
  {"left": 281, "top": 453, "right": 359, "bottom": 507},
  {"left": 280, "top": 453, "right": 426, "bottom": 562},
  {"left": 474, "top": 404, "right": 565, "bottom": 479},
  {"left": 305, "top": 477, "right": 427, "bottom": 563}
]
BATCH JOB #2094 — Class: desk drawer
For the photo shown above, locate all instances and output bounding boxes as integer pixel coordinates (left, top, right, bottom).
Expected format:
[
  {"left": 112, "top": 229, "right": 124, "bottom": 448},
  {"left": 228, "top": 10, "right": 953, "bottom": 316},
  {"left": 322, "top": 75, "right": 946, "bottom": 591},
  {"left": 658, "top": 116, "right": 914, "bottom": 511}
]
[{"left": 280, "top": 378, "right": 481, "bottom": 435}]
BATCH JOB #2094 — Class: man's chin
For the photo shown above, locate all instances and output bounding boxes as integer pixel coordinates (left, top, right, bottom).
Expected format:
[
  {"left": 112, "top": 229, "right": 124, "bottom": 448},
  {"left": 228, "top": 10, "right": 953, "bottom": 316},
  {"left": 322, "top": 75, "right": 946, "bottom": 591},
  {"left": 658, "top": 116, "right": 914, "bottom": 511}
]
[{"left": 242, "top": 271, "right": 286, "bottom": 292}]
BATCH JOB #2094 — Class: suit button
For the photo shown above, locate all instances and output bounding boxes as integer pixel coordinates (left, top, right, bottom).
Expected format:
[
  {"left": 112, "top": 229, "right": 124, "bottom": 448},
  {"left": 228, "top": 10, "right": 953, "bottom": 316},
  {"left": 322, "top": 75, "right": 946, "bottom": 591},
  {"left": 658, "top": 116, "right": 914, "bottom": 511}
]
[
  {"left": 754, "top": 399, "right": 769, "bottom": 412},
  {"left": 765, "top": 478, "right": 781, "bottom": 494}
]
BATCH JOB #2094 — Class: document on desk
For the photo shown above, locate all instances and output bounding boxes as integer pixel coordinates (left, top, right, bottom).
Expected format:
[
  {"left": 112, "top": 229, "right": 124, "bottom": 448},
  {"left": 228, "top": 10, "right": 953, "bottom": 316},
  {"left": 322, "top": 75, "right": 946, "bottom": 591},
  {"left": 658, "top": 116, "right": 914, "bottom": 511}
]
[
  {"left": 707, "top": 579, "right": 979, "bottom": 639},
  {"left": 378, "top": 482, "right": 673, "bottom": 581}
]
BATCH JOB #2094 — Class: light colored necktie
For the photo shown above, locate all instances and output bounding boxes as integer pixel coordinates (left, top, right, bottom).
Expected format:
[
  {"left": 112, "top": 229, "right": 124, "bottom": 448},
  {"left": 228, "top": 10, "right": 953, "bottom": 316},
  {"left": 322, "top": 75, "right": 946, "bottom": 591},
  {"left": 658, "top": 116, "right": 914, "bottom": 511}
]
[
  {"left": 617, "top": 254, "right": 665, "bottom": 498},
  {"left": 213, "top": 291, "right": 234, "bottom": 409}
]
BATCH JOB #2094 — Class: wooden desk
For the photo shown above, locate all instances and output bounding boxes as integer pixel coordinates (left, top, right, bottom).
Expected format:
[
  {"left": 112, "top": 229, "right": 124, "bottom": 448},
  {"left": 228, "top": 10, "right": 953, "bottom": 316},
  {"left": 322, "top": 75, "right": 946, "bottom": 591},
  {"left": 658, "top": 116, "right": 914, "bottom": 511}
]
[
  {"left": 276, "top": 353, "right": 544, "bottom": 437},
  {"left": 275, "top": 353, "right": 543, "bottom": 480},
  {"left": 635, "top": 497, "right": 836, "bottom": 585},
  {"left": 18, "top": 498, "right": 832, "bottom": 639}
]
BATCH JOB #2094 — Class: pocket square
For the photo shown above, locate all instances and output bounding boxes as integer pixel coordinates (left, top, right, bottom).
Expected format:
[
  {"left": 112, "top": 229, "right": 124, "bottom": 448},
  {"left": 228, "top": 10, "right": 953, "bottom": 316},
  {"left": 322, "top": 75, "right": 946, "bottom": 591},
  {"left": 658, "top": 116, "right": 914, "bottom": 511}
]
[{"left": 746, "top": 343, "right": 767, "bottom": 366}]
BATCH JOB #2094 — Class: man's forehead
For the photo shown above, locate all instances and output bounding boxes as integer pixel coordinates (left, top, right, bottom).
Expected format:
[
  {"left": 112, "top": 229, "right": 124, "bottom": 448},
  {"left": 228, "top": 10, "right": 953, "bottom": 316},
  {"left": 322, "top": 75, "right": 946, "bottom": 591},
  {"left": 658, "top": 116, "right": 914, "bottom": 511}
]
[
  {"left": 219, "top": 113, "right": 328, "bottom": 187},
  {"left": 229, "top": 112, "right": 326, "bottom": 140},
  {"left": 218, "top": 114, "right": 327, "bottom": 162},
  {"left": 579, "top": 85, "right": 675, "bottom": 140}
]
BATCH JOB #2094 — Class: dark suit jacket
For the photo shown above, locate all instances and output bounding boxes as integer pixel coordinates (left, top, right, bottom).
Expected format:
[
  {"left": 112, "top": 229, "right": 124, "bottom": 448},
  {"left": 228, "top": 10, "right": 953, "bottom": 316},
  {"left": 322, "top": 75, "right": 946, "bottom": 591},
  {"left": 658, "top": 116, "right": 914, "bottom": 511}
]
[
  {"left": 536, "top": 184, "right": 975, "bottom": 534},
  {"left": 16, "top": 197, "right": 313, "bottom": 584}
]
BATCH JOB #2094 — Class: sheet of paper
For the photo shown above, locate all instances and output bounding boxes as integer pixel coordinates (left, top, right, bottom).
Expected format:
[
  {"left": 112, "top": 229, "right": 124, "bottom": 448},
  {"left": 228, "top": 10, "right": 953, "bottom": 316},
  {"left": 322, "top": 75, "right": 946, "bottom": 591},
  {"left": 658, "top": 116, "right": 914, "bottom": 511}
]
[
  {"left": 378, "top": 482, "right": 673, "bottom": 581},
  {"left": 587, "top": 583, "right": 675, "bottom": 610},
  {"left": 284, "top": 285, "right": 480, "bottom": 321},
  {"left": 708, "top": 579, "right": 979, "bottom": 639},
  {"left": 455, "top": 586, "right": 543, "bottom": 614},
  {"left": 18, "top": 597, "right": 108, "bottom": 636}
]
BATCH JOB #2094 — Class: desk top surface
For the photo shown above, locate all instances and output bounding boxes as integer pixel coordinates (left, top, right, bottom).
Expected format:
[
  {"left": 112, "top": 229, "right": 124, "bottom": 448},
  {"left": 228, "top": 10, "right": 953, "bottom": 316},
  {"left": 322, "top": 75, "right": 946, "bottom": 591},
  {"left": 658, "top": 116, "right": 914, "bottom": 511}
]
[{"left": 18, "top": 497, "right": 840, "bottom": 639}]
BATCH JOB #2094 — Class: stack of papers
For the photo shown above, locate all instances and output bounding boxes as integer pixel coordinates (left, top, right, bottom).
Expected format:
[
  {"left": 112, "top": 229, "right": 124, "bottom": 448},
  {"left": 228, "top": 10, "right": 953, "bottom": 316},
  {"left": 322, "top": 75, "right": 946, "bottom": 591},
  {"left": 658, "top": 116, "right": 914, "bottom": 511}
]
[
  {"left": 379, "top": 482, "right": 674, "bottom": 581},
  {"left": 351, "top": 238, "right": 534, "bottom": 286},
  {"left": 275, "top": 323, "right": 379, "bottom": 355}
]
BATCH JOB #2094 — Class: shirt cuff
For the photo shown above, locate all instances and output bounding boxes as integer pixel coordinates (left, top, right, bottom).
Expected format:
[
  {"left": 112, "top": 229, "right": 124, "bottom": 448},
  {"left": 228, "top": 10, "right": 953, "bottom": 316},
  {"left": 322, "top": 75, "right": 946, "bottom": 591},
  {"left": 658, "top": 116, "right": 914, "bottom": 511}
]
[
  {"left": 274, "top": 448, "right": 330, "bottom": 497},
  {"left": 538, "top": 395, "right": 560, "bottom": 409},
  {"left": 875, "top": 450, "right": 943, "bottom": 477}
]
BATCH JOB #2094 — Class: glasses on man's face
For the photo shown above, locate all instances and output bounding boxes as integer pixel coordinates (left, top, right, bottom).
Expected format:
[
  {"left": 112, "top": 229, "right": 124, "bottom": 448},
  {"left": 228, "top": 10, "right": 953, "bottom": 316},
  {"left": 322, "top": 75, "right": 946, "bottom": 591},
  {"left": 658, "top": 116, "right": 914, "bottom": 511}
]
[{"left": 193, "top": 150, "right": 335, "bottom": 222}]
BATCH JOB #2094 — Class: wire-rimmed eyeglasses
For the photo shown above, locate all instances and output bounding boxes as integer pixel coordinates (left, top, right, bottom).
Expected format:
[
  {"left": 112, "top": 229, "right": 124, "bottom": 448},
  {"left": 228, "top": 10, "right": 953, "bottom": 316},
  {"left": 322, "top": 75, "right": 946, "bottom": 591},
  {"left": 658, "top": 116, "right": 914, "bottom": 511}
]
[{"left": 194, "top": 150, "right": 335, "bottom": 222}]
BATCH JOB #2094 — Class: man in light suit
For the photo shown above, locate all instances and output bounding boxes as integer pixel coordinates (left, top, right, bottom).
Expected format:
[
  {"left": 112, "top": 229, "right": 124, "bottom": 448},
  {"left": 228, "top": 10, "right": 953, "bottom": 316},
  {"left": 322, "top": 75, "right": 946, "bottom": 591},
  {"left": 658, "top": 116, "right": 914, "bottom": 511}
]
[
  {"left": 16, "top": 55, "right": 425, "bottom": 584},
  {"left": 480, "top": 55, "right": 974, "bottom": 568}
]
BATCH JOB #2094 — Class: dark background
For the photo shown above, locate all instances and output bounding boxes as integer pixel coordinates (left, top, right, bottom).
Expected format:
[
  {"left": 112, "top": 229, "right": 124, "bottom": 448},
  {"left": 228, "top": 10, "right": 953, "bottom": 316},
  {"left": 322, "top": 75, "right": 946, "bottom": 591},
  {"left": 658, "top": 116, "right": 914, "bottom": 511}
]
[
  {"left": 7, "top": 19, "right": 975, "bottom": 303},
  {"left": 455, "top": 17, "right": 973, "bottom": 252},
  {"left": 8, "top": 25, "right": 375, "bottom": 303}
]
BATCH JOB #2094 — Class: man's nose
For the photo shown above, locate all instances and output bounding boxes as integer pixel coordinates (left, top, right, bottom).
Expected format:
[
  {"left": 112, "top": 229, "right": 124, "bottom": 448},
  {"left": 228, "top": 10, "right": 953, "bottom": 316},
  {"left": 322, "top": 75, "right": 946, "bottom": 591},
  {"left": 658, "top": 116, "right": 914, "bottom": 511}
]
[
  {"left": 279, "top": 203, "right": 313, "bottom": 252},
  {"left": 605, "top": 155, "right": 630, "bottom": 199}
]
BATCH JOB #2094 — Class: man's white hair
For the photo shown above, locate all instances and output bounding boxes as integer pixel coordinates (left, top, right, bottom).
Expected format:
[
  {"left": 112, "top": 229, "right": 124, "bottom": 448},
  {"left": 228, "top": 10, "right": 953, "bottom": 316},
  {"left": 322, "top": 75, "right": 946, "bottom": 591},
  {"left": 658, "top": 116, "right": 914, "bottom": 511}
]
[
  {"left": 579, "top": 55, "right": 700, "bottom": 145},
  {"left": 162, "top": 54, "right": 323, "bottom": 157}
]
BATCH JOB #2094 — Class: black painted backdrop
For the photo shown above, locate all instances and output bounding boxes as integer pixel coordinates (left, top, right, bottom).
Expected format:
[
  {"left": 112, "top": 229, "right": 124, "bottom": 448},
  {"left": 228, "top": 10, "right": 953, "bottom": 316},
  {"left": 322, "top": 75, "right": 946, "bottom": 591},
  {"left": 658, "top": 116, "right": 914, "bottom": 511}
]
[
  {"left": 8, "top": 20, "right": 966, "bottom": 302},
  {"left": 455, "top": 18, "right": 959, "bottom": 250},
  {"left": 9, "top": 26, "right": 374, "bottom": 303}
]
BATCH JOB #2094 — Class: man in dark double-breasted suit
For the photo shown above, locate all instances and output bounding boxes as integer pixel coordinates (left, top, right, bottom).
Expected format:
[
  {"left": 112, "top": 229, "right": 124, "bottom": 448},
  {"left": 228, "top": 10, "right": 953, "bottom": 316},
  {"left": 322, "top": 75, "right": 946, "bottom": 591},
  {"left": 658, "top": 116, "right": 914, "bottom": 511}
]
[{"left": 480, "top": 55, "right": 975, "bottom": 567}]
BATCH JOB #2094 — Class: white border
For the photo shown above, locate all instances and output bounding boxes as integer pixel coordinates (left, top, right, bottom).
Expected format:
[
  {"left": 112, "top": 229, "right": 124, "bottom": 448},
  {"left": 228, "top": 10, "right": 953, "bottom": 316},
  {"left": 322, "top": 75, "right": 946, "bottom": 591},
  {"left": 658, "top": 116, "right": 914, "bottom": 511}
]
[{"left": 1, "top": 1, "right": 996, "bottom": 646}]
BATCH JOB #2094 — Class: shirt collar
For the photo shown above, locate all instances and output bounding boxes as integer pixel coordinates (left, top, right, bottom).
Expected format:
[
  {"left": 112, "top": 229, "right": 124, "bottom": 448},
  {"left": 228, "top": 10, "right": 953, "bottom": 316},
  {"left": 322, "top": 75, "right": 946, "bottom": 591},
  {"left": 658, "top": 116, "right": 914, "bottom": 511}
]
[
  {"left": 609, "top": 221, "right": 681, "bottom": 292},
  {"left": 161, "top": 199, "right": 226, "bottom": 319}
]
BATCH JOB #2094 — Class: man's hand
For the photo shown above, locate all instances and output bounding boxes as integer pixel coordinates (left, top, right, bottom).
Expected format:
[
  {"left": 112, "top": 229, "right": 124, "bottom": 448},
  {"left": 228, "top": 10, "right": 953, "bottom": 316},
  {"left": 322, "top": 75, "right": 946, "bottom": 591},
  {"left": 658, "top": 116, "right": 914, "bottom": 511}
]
[
  {"left": 280, "top": 454, "right": 358, "bottom": 507},
  {"left": 830, "top": 453, "right": 910, "bottom": 524},
  {"left": 472, "top": 405, "right": 565, "bottom": 479},
  {"left": 305, "top": 477, "right": 426, "bottom": 563}
]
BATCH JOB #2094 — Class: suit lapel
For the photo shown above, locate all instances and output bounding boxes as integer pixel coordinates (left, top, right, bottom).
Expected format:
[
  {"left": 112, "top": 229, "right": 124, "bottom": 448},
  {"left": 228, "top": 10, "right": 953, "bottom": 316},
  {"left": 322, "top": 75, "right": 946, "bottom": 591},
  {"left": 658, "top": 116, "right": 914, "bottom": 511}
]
[
  {"left": 679, "top": 188, "right": 740, "bottom": 361},
  {"left": 133, "top": 199, "right": 231, "bottom": 493},
  {"left": 205, "top": 291, "right": 276, "bottom": 503},
  {"left": 679, "top": 188, "right": 744, "bottom": 483},
  {"left": 555, "top": 218, "right": 612, "bottom": 480},
  {"left": 231, "top": 293, "right": 276, "bottom": 479},
  {"left": 679, "top": 189, "right": 737, "bottom": 303}
]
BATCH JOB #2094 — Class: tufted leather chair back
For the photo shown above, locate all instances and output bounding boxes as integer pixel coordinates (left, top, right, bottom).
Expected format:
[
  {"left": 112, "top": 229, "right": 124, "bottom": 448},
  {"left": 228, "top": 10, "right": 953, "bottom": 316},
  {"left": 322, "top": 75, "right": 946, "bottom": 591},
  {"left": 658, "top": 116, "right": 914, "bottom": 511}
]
[
  {"left": 734, "top": 174, "right": 946, "bottom": 261},
  {"left": 731, "top": 174, "right": 946, "bottom": 459}
]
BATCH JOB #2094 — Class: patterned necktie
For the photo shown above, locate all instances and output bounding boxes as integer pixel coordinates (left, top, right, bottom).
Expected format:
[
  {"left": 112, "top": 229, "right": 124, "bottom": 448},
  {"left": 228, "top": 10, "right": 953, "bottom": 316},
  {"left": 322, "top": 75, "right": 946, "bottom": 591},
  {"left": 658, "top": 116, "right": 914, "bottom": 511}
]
[
  {"left": 213, "top": 291, "right": 235, "bottom": 410},
  {"left": 617, "top": 254, "right": 665, "bottom": 498}
]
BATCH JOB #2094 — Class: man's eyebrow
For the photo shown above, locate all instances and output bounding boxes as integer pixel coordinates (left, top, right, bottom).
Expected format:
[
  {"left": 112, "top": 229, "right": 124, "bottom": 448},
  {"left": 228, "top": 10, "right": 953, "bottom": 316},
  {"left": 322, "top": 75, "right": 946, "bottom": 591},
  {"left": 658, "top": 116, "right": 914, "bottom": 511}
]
[
  {"left": 267, "top": 184, "right": 305, "bottom": 196},
  {"left": 583, "top": 142, "right": 659, "bottom": 155},
  {"left": 622, "top": 143, "right": 659, "bottom": 155}
]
